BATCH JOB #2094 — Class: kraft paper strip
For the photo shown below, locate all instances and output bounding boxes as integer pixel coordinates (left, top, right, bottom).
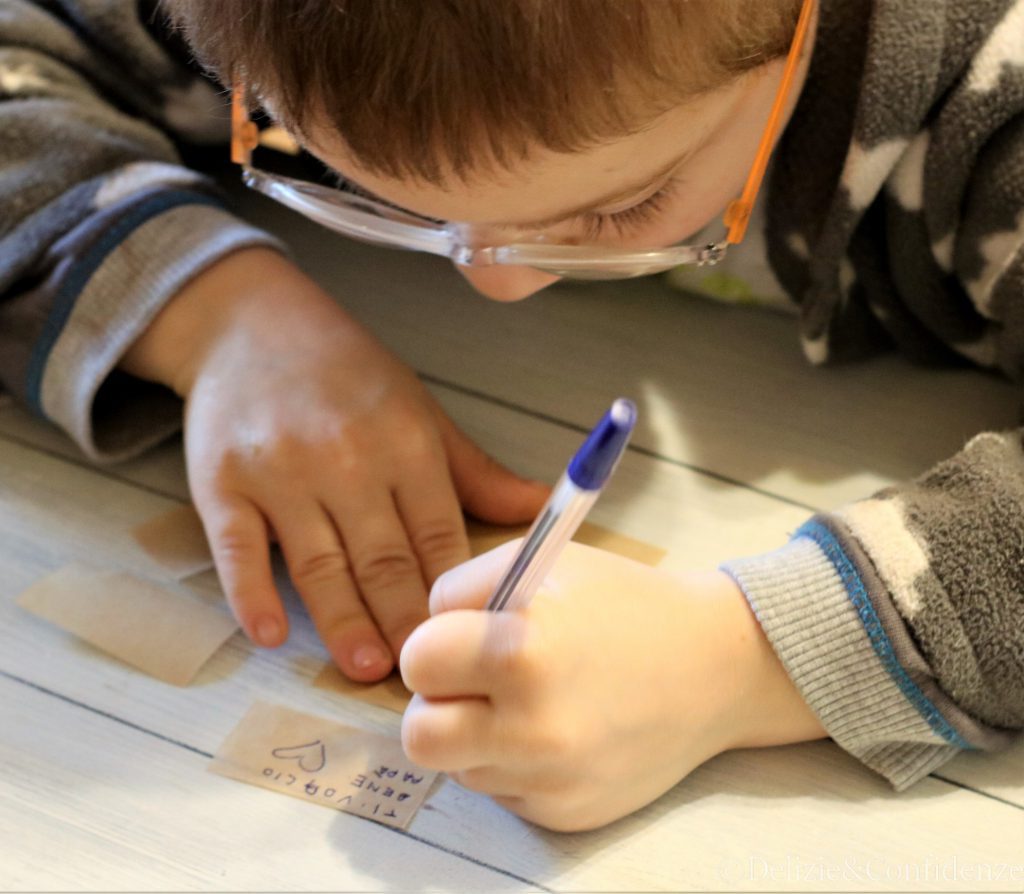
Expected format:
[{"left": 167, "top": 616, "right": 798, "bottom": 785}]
[
  {"left": 132, "top": 504, "right": 665, "bottom": 584},
  {"left": 312, "top": 663, "right": 414, "bottom": 713},
  {"left": 466, "top": 518, "right": 666, "bottom": 566},
  {"left": 17, "top": 564, "right": 239, "bottom": 686},
  {"left": 131, "top": 503, "right": 214, "bottom": 580},
  {"left": 131, "top": 503, "right": 665, "bottom": 586},
  {"left": 313, "top": 519, "right": 666, "bottom": 714},
  {"left": 208, "top": 701, "right": 438, "bottom": 829}
]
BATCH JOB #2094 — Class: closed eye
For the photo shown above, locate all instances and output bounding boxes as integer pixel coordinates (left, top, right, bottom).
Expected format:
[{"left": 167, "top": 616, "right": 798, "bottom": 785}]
[{"left": 577, "top": 178, "right": 681, "bottom": 242}]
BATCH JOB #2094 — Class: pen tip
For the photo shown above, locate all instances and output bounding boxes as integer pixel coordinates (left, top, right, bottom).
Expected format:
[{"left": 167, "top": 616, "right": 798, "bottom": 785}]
[
  {"left": 611, "top": 398, "right": 637, "bottom": 428},
  {"left": 567, "top": 398, "right": 637, "bottom": 491}
]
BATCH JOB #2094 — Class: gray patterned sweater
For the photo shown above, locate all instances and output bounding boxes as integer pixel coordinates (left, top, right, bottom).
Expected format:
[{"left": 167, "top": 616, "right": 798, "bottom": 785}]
[{"left": 2, "top": 0, "right": 1023, "bottom": 788}]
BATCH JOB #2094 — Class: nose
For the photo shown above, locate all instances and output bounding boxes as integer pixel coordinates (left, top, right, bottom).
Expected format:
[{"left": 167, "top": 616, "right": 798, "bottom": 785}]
[{"left": 455, "top": 263, "right": 562, "bottom": 302}]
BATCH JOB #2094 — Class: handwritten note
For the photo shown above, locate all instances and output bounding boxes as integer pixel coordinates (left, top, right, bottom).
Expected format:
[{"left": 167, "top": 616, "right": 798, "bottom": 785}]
[{"left": 209, "top": 702, "right": 438, "bottom": 829}]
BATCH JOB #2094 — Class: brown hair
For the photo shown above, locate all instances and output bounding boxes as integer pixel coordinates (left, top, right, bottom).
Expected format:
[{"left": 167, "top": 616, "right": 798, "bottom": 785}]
[{"left": 166, "top": 0, "right": 802, "bottom": 183}]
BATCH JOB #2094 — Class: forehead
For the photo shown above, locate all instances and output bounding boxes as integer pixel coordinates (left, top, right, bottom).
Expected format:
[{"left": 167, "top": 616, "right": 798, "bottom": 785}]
[{"left": 304, "top": 83, "right": 741, "bottom": 226}]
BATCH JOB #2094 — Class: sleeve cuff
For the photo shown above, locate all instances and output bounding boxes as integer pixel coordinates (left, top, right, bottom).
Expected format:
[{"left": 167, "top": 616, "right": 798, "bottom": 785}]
[
  {"left": 721, "top": 530, "right": 968, "bottom": 790},
  {"left": 31, "top": 197, "right": 284, "bottom": 463}
]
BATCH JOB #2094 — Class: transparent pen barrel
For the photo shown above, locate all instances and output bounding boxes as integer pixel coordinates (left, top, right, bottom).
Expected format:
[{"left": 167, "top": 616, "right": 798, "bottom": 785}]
[{"left": 486, "top": 475, "right": 598, "bottom": 612}]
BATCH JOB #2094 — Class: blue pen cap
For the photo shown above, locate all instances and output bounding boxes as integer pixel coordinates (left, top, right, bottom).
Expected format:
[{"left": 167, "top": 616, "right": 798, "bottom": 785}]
[{"left": 567, "top": 398, "right": 637, "bottom": 490}]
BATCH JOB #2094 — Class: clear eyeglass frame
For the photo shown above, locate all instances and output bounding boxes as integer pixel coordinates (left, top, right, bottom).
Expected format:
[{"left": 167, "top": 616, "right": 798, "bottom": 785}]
[{"left": 230, "top": 0, "right": 815, "bottom": 281}]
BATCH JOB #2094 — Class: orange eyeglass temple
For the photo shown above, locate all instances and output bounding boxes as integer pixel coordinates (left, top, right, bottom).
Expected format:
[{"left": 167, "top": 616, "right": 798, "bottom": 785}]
[
  {"left": 230, "top": 0, "right": 814, "bottom": 245},
  {"left": 724, "top": 0, "right": 816, "bottom": 245},
  {"left": 231, "top": 83, "right": 260, "bottom": 166}
]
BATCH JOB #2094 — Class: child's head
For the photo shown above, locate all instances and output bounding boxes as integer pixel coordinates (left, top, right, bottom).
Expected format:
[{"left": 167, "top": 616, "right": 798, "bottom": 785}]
[{"left": 169, "top": 0, "right": 812, "bottom": 300}]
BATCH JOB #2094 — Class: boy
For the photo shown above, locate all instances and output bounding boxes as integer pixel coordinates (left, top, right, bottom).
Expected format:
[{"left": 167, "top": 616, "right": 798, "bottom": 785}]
[{"left": 1, "top": 0, "right": 1022, "bottom": 832}]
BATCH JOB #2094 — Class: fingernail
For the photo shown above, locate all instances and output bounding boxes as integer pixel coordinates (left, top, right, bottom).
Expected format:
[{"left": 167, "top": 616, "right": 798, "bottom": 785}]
[
  {"left": 255, "top": 618, "right": 281, "bottom": 646},
  {"left": 353, "top": 644, "right": 389, "bottom": 670}
]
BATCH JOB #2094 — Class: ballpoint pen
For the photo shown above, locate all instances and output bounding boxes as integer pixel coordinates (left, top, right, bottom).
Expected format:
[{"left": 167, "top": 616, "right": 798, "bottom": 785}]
[{"left": 486, "top": 398, "right": 637, "bottom": 613}]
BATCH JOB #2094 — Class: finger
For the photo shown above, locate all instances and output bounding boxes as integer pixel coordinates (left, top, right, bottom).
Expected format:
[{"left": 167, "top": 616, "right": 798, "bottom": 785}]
[
  {"left": 198, "top": 494, "right": 287, "bottom": 648},
  {"left": 449, "top": 766, "right": 524, "bottom": 799},
  {"left": 400, "top": 608, "right": 532, "bottom": 699},
  {"left": 401, "top": 693, "right": 497, "bottom": 772},
  {"left": 431, "top": 405, "right": 550, "bottom": 524},
  {"left": 429, "top": 540, "right": 522, "bottom": 614},
  {"left": 328, "top": 487, "right": 431, "bottom": 658},
  {"left": 393, "top": 463, "right": 471, "bottom": 587},
  {"left": 270, "top": 502, "right": 394, "bottom": 682}
]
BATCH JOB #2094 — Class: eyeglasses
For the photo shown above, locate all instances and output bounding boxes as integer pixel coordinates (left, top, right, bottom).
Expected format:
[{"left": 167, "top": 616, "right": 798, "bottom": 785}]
[{"left": 231, "top": 0, "right": 814, "bottom": 280}]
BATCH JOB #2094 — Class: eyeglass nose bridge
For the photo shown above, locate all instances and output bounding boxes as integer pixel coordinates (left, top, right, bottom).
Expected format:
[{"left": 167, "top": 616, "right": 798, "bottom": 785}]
[
  {"left": 450, "top": 244, "right": 500, "bottom": 268},
  {"left": 447, "top": 220, "right": 538, "bottom": 267}
]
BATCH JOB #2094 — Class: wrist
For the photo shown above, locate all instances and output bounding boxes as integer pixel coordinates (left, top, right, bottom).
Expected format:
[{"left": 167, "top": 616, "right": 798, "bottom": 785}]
[
  {"left": 712, "top": 570, "right": 827, "bottom": 751},
  {"left": 120, "top": 247, "right": 313, "bottom": 397}
]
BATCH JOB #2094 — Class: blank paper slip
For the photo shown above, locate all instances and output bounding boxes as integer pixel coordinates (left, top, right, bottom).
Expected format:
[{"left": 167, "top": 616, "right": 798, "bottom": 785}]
[
  {"left": 467, "top": 518, "right": 666, "bottom": 565},
  {"left": 131, "top": 503, "right": 667, "bottom": 584},
  {"left": 313, "top": 663, "right": 414, "bottom": 713},
  {"left": 209, "top": 702, "right": 439, "bottom": 829},
  {"left": 310, "top": 520, "right": 666, "bottom": 714},
  {"left": 16, "top": 564, "right": 239, "bottom": 686},
  {"left": 131, "top": 503, "right": 214, "bottom": 579}
]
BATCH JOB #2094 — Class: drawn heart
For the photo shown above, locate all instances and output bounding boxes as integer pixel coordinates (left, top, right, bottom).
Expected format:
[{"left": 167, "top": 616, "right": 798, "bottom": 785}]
[{"left": 271, "top": 740, "right": 326, "bottom": 772}]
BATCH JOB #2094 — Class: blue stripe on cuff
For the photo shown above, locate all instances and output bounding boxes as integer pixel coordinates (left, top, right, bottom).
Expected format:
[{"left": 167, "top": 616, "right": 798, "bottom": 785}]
[
  {"left": 793, "top": 519, "right": 972, "bottom": 749},
  {"left": 25, "top": 190, "right": 223, "bottom": 416}
]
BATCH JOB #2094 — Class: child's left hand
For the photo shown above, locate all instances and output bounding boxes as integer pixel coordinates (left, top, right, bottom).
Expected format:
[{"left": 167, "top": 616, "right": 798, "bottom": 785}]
[{"left": 399, "top": 542, "right": 826, "bottom": 831}]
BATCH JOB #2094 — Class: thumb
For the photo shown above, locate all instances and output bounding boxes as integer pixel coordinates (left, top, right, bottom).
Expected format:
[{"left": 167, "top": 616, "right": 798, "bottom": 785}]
[
  {"left": 433, "top": 407, "right": 550, "bottom": 524},
  {"left": 429, "top": 539, "right": 522, "bottom": 614}
]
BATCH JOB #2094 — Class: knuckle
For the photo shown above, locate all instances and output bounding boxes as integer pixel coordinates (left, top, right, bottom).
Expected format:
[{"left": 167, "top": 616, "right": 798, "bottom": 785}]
[
  {"left": 210, "top": 524, "right": 257, "bottom": 565},
  {"left": 292, "top": 550, "right": 352, "bottom": 588},
  {"left": 393, "top": 420, "right": 435, "bottom": 462},
  {"left": 411, "top": 520, "right": 465, "bottom": 564},
  {"left": 353, "top": 548, "right": 420, "bottom": 593},
  {"left": 401, "top": 712, "right": 446, "bottom": 768}
]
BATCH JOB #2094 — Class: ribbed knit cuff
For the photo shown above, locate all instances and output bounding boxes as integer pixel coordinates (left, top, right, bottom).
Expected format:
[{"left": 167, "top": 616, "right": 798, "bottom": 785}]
[
  {"left": 35, "top": 200, "right": 283, "bottom": 463},
  {"left": 722, "top": 534, "right": 963, "bottom": 790}
]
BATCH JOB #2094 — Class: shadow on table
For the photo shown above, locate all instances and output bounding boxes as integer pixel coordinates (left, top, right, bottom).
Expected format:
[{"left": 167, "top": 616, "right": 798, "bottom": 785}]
[
  {"left": 240, "top": 187, "right": 1019, "bottom": 509},
  {"left": 331, "top": 738, "right": 992, "bottom": 893}
]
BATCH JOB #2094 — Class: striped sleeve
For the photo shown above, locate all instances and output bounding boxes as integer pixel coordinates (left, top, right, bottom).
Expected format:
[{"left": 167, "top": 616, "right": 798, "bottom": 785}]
[
  {"left": 723, "top": 430, "right": 1024, "bottom": 788},
  {"left": 0, "top": 0, "right": 281, "bottom": 461}
]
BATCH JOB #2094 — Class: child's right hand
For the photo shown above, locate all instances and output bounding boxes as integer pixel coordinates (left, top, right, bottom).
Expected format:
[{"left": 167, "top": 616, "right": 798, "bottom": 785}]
[
  {"left": 399, "top": 542, "right": 827, "bottom": 831},
  {"left": 123, "top": 247, "right": 549, "bottom": 680}
]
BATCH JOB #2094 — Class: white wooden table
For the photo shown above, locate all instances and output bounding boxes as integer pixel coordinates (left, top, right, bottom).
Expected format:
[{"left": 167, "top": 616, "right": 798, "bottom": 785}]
[{"left": 2, "top": 188, "right": 1022, "bottom": 892}]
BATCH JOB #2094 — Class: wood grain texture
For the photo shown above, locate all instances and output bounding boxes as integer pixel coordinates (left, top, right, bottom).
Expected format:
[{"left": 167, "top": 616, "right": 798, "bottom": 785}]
[
  {"left": 0, "top": 283, "right": 1018, "bottom": 812},
  {"left": 230, "top": 186, "right": 1019, "bottom": 512},
  {"left": 1, "top": 395, "right": 1022, "bottom": 891},
  {"left": 0, "top": 677, "right": 530, "bottom": 891},
  {"left": 1, "top": 191, "right": 1021, "bottom": 887}
]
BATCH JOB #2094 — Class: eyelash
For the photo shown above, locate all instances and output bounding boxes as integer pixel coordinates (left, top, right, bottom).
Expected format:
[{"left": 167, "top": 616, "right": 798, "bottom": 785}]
[
  {"left": 330, "top": 170, "right": 679, "bottom": 237},
  {"left": 579, "top": 179, "right": 679, "bottom": 241}
]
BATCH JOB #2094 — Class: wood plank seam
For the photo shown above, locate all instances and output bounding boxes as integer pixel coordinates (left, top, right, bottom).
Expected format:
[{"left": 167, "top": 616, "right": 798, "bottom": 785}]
[
  {"left": 418, "top": 372, "right": 823, "bottom": 512},
  {"left": 3, "top": 405, "right": 1013, "bottom": 812},
  {"left": 0, "top": 667, "right": 554, "bottom": 889},
  {"left": 0, "top": 430, "right": 183, "bottom": 502},
  {"left": 929, "top": 773, "right": 1024, "bottom": 813}
]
